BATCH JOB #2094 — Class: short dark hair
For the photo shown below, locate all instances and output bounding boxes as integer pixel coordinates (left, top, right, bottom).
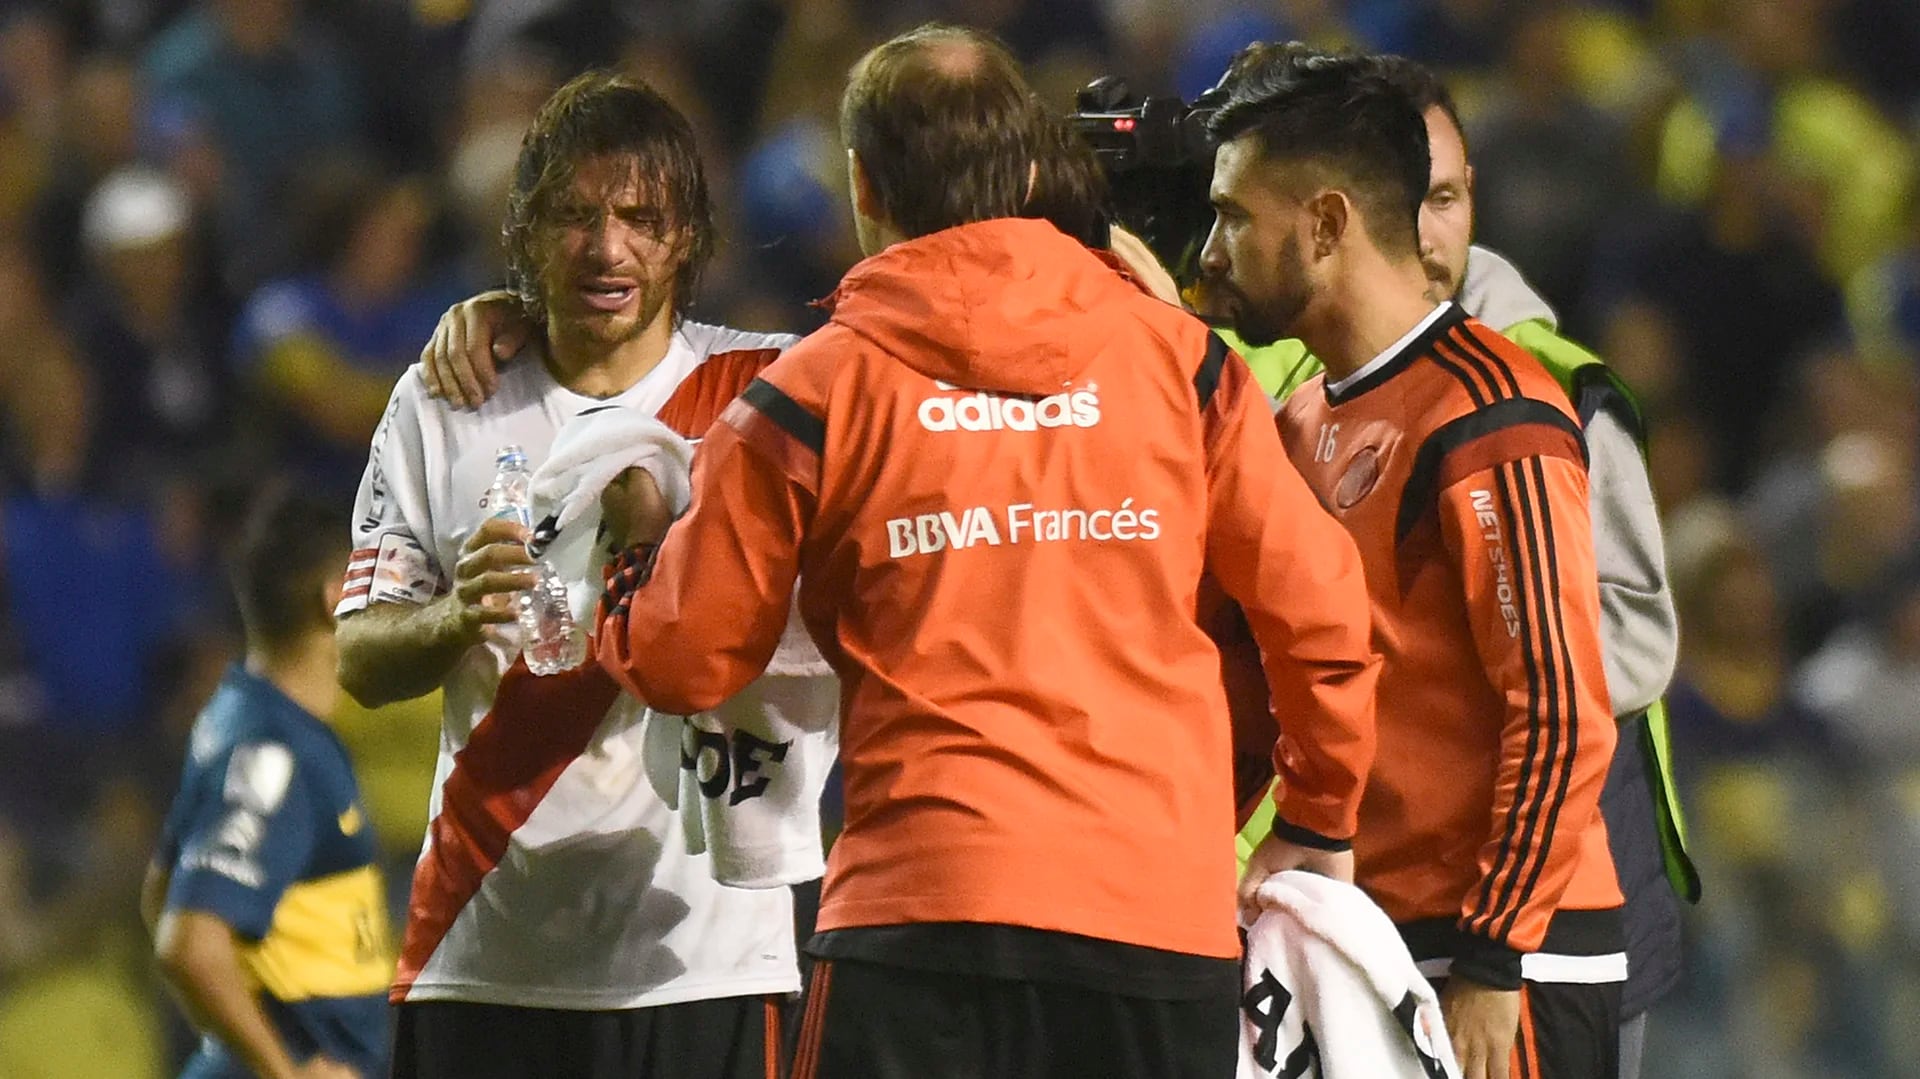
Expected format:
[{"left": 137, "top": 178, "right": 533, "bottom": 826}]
[
  {"left": 1368, "top": 53, "right": 1466, "bottom": 157},
  {"left": 840, "top": 24, "right": 1051, "bottom": 239},
  {"left": 1215, "top": 40, "right": 1332, "bottom": 94},
  {"left": 230, "top": 483, "right": 349, "bottom": 652},
  {"left": 504, "top": 70, "right": 714, "bottom": 323},
  {"left": 1208, "top": 47, "right": 1428, "bottom": 259}
]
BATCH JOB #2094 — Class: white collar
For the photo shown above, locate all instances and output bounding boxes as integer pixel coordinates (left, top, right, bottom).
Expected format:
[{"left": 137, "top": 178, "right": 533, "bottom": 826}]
[{"left": 1324, "top": 302, "right": 1451, "bottom": 397}]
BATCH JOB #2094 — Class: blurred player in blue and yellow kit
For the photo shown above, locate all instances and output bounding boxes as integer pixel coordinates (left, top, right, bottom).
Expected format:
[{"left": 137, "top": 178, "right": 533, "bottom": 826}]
[{"left": 143, "top": 488, "right": 394, "bottom": 1079}]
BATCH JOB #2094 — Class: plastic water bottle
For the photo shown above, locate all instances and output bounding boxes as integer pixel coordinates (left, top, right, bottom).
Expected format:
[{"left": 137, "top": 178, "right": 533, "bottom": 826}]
[{"left": 485, "top": 445, "right": 588, "bottom": 675}]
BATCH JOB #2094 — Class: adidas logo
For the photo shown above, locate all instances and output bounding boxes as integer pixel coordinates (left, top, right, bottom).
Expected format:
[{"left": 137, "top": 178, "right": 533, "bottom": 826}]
[{"left": 917, "top": 381, "right": 1100, "bottom": 432}]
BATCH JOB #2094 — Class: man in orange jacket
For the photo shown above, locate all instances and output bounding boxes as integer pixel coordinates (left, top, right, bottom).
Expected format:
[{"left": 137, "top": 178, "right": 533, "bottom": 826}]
[{"left": 594, "top": 23, "right": 1381, "bottom": 1079}]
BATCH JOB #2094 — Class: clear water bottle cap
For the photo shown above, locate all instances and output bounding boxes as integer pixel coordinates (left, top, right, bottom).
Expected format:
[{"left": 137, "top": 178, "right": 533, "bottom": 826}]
[{"left": 495, "top": 444, "right": 529, "bottom": 467}]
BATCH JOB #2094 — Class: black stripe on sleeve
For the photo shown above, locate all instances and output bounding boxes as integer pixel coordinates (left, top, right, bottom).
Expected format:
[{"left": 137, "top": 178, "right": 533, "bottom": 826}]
[
  {"left": 1464, "top": 461, "right": 1549, "bottom": 937},
  {"left": 1194, "top": 332, "right": 1231, "bottom": 412},
  {"left": 1454, "top": 322, "right": 1527, "bottom": 400},
  {"left": 1474, "top": 458, "right": 1565, "bottom": 938},
  {"left": 1393, "top": 398, "right": 1585, "bottom": 544},
  {"left": 1498, "top": 454, "right": 1585, "bottom": 941},
  {"left": 1433, "top": 330, "right": 1500, "bottom": 408},
  {"left": 1466, "top": 456, "right": 1574, "bottom": 936},
  {"left": 741, "top": 378, "right": 826, "bottom": 455}
]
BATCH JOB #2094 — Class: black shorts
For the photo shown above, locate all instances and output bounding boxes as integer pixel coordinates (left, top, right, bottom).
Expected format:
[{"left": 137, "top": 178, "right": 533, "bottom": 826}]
[
  {"left": 391, "top": 996, "right": 784, "bottom": 1079},
  {"left": 789, "top": 958, "right": 1239, "bottom": 1079},
  {"left": 1432, "top": 978, "right": 1621, "bottom": 1079},
  {"left": 1514, "top": 979, "right": 1621, "bottom": 1079}
]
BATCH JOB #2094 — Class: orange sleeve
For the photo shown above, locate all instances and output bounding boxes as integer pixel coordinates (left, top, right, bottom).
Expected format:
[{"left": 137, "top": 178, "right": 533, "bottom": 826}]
[
  {"left": 1436, "top": 444, "right": 1615, "bottom": 983},
  {"left": 1200, "top": 339, "right": 1380, "bottom": 847},
  {"left": 596, "top": 379, "right": 819, "bottom": 714}
]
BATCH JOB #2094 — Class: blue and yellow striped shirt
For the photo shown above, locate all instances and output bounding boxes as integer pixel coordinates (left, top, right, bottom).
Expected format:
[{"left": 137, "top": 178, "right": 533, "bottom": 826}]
[{"left": 156, "top": 665, "right": 394, "bottom": 1077}]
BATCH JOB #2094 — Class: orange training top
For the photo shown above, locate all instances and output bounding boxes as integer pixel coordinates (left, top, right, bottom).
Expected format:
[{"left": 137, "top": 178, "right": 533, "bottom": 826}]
[
  {"left": 599, "top": 218, "right": 1379, "bottom": 961},
  {"left": 1278, "top": 303, "right": 1622, "bottom": 988}
]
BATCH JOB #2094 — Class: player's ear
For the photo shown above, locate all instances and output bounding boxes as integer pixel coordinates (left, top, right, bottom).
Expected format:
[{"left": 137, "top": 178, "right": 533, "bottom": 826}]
[
  {"left": 848, "top": 150, "right": 884, "bottom": 222},
  {"left": 1305, "top": 189, "right": 1348, "bottom": 258}
]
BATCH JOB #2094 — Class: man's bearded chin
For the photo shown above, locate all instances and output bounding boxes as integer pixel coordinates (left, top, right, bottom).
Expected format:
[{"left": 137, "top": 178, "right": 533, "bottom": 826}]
[
  {"left": 1226, "top": 309, "right": 1290, "bottom": 347},
  {"left": 1193, "top": 277, "right": 1279, "bottom": 346},
  {"left": 1228, "top": 290, "right": 1299, "bottom": 346}
]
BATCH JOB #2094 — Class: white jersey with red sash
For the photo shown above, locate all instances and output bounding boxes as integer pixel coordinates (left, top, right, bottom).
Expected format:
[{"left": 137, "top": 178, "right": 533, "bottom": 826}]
[{"left": 340, "top": 321, "right": 804, "bottom": 1008}]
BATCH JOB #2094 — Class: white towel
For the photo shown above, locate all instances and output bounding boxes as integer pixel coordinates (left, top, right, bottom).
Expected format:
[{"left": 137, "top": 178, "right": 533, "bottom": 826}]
[
  {"left": 529, "top": 406, "right": 695, "bottom": 544},
  {"left": 1239, "top": 872, "right": 1460, "bottom": 1079},
  {"left": 535, "top": 405, "right": 840, "bottom": 889},
  {"left": 649, "top": 591, "right": 839, "bottom": 887},
  {"left": 667, "top": 661, "right": 840, "bottom": 886},
  {"left": 527, "top": 410, "right": 697, "bottom": 640}
]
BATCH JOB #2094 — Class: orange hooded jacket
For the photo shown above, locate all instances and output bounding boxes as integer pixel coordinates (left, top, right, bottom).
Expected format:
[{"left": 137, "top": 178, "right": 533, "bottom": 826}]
[{"left": 599, "top": 218, "right": 1379, "bottom": 960}]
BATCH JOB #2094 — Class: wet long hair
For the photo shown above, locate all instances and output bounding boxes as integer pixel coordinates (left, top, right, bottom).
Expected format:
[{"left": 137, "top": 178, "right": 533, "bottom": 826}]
[{"left": 503, "top": 70, "right": 715, "bottom": 323}]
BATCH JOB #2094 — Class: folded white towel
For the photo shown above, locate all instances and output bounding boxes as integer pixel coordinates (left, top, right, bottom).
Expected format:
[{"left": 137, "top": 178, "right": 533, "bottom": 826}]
[
  {"left": 669, "top": 668, "right": 839, "bottom": 886},
  {"left": 529, "top": 406, "right": 695, "bottom": 541},
  {"left": 640, "top": 592, "right": 838, "bottom": 887},
  {"left": 1239, "top": 871, "right": 1459, "bottom": 1079}
]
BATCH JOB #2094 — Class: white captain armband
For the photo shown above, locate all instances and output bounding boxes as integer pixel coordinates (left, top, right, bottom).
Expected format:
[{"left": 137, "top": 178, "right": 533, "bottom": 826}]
[{"left": 341, "top": 534, "right": 441, "bottom": 615}]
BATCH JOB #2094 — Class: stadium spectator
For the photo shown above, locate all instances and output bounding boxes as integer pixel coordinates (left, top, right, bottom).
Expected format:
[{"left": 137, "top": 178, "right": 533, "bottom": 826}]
[
  {"left": 1741, "top": 349, "right": 1918, "bottom": 654},
  {"left": 1466, "top": 7, "right": 1630, "bottom": 320},
  {"left": 1585, "top": 132, "right": 1846, "bottom": 493},
  {"left": 67, "top": 165, "right": 232, "bottom": 496},
  {"left": 0, "top": 233, "right": 89, "bottom": 493},
  {"left": 229, "top": 162, "right": 463, "bottom": 498},
  {"left": 1845, "top": 201, "right": 1920, "bottom": 359},
  {"left": 0, "top": 225, "right": 209, "bottom": 753},
  {"left": 28, "top": 53, "right": 148, "bottom": 301},
  {"left": 143, "top": 0, "right": 365, "bottom": 288},
  {"left": 0, "top": 8, "right": 68, "bottom": 229}
]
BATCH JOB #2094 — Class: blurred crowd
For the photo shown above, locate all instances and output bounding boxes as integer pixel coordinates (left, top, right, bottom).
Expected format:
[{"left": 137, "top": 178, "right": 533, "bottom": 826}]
[{"left": 0, "top": 0, "right": 1913, "bottom": 1076}]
